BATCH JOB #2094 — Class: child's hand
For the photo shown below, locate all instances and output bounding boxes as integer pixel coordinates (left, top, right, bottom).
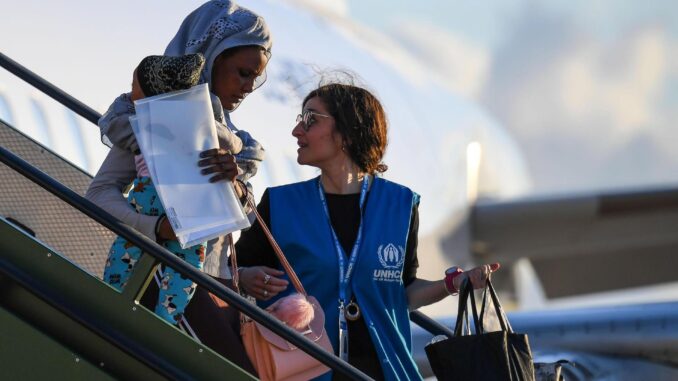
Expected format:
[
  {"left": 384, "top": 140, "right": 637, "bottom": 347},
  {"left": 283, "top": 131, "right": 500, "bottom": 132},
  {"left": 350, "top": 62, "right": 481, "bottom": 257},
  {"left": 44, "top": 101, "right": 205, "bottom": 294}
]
[{"left": 198, "top": 148, "right": 240, "bottom": 183}]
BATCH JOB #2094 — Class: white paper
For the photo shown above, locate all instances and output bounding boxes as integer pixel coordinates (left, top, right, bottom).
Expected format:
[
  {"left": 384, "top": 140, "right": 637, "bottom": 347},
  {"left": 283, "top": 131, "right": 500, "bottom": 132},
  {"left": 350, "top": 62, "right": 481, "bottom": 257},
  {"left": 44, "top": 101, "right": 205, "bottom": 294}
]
[
  {"left": 177, "top": 223, "right": 230, "bottom": 248},
  {"left": 133, "top": 116, "right": 238, "bottom": 248},
  {"left": 131, "top": 84, "right": 250, "bottom": 248}
]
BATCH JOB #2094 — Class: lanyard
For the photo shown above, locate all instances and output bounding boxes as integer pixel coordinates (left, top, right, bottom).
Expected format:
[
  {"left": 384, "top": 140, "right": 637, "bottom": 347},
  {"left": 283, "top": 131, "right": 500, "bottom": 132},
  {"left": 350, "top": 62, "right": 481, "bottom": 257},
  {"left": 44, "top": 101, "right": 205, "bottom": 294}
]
[{"left": 317, "top": 174, "right": 370, "bottom": 360}]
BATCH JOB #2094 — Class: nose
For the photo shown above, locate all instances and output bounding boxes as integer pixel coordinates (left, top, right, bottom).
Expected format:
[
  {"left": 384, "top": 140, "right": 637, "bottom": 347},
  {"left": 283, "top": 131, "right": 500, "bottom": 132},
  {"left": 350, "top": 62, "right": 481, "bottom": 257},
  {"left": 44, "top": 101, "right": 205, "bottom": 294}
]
[
  {"left": 292, "top": 122, "right": 304, "bottom": 137},
  {"left": 242, "top": 77, "right": 255, "bottom": 93}
]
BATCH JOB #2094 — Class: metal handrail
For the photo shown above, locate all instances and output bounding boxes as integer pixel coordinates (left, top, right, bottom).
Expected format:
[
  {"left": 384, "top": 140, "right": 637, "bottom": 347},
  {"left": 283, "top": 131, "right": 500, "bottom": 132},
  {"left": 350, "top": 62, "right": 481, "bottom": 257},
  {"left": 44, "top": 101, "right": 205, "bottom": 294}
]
[
  {"left": 0, "top": 52, "right": 101, "bottom": 125},
  {"left": 0, "top": 243, "right": 190, "bottom": 380},
  {"left": 410, "top": 310, "right": 456, "bottom": 338}
]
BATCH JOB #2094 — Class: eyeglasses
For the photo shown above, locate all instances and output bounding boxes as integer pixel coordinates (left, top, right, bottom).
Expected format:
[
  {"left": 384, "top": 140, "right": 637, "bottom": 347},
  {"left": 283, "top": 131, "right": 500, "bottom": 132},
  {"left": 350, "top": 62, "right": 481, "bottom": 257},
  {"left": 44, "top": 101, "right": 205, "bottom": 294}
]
[{"left": 296, "top": 110, "right": 332, "bottom": 131}]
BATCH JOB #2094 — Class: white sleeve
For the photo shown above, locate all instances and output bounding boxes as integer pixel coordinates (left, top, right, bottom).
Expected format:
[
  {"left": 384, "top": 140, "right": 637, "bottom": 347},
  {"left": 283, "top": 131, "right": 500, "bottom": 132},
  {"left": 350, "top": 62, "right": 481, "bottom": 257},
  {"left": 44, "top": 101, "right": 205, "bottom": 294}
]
[{"left": 85, "top": 146, "right": 160, "bottom": 241}]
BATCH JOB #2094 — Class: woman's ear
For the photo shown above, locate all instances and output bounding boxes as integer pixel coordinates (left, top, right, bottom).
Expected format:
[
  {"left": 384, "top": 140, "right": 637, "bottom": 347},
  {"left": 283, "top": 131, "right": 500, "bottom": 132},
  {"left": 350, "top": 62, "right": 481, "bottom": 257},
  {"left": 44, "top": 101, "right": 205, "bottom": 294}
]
[
  {"left": 330, "top": 129, "right": 344, "bottom": 149},
  {"left": 342, "top": 137, "right": 353, "bottom": 152},
  {"left": 339, "top": 137, "right": 351, "bottom": 153}
]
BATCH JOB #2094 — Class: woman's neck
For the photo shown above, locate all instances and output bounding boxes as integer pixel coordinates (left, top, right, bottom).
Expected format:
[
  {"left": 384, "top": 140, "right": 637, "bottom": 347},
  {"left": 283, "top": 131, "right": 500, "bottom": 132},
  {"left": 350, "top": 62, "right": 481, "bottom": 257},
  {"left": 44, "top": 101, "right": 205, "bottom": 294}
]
[{"left": 320, "top": 166, "right": 366, "bottom": 194}]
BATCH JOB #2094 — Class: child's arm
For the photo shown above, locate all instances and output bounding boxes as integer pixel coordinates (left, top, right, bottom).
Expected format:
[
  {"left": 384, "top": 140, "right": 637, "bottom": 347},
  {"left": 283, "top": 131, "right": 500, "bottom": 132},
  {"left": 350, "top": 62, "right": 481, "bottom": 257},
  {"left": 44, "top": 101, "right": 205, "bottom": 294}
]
[
  {"left": 85, "top": 145, "right": 161, "bottom": 241},
  {"left": 209, "top": 92, "right": 263, "bottom": 182},
  {"left": 215, "top": 119, "right": 244, "bottom": 154},
  {"left": 216, "top": 96, "right": 264, "bottom": 184},
  {"left": 209, "top": 92, "right": 243, "bottom": 155},
  {"left": 98, "top": 93, "right": 140, "bottom": 153},
  {"left": 233, "top": 129, "right": 265, "bottom": 183}
]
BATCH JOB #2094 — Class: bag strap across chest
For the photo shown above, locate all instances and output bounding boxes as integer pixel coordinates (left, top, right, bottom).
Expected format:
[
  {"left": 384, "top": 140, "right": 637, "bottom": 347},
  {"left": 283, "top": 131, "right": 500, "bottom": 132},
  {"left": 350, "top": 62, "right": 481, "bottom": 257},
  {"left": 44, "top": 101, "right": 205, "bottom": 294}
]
[{"left": 229, "top": 187, "right": 307, "bottom": 296}]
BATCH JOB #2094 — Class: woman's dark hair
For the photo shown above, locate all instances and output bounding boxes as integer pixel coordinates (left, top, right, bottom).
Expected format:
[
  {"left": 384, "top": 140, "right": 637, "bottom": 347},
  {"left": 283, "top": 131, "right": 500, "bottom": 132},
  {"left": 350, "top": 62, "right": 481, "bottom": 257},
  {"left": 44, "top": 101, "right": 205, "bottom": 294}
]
[{"left": 303, "top": 83, "right": 388, "bottom": 174}]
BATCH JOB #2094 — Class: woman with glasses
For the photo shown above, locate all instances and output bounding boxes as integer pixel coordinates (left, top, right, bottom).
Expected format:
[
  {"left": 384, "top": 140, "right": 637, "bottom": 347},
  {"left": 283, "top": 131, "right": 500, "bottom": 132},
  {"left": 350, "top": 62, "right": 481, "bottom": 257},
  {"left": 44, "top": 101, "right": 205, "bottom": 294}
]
[
  {"left": 86, "top": 0, "right": 271, "bottom": 324},
  {"left": 234, "top": 81, "right": 499, "bottom": 380}
]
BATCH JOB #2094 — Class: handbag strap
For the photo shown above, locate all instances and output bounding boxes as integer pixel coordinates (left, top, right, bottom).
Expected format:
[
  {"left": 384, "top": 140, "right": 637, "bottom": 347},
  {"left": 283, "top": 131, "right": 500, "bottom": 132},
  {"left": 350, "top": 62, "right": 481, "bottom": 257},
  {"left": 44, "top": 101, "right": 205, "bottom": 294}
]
[
  {"left": 478, "top": 276, "right": 512, "bottom": 333},
  {"left": 478, "top": 284, "right": 489, "bottom": 334},
  {"left": 229, "top": 187, "right": 307, "bottom": 296},
  {"left": 453, "top": 277, "right": 481, "bottom": 336},
  {"left": 228, "top": 233, "right": 241, "bottom": 293}
]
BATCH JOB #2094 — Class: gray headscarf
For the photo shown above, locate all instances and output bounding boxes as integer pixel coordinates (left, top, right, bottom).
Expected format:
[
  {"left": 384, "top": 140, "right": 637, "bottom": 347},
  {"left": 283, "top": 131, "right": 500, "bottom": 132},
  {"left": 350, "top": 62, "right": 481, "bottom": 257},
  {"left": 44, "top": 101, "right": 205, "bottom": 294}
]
[
  {"left": 99, "top": 0, "right": 270, "bottom": 167},
  {"left": 164, "top": 0, "right": 272, "bottom": 90},
  {"left": 164, "top": 0, "right": 272, "bottom": 166}
]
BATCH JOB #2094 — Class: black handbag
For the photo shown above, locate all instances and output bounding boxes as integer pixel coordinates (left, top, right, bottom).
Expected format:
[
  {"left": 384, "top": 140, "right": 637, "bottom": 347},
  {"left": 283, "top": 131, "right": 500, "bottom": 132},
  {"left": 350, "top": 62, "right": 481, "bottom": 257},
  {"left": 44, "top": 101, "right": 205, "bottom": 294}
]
[{"left": 424, "top": 277, "right": 536, "bottom": 381}]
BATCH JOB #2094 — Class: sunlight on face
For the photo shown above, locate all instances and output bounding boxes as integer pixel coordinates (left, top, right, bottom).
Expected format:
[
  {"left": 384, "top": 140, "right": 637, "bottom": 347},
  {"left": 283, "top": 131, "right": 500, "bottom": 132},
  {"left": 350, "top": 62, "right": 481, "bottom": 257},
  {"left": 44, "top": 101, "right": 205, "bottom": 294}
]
[
  {"left": 210, "top": 47, "right": 268, "bottom": 111},
  {"left": 292, "top": 96, "right": 344, "bottom": 169}
]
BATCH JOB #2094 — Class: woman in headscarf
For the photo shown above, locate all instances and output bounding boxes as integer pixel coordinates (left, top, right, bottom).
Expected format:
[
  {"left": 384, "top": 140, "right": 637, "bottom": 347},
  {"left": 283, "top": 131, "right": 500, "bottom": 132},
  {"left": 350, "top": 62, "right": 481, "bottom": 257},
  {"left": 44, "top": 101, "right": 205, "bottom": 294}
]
[{"left": 86, "top": 0, "right": 272, "bottom": 324}]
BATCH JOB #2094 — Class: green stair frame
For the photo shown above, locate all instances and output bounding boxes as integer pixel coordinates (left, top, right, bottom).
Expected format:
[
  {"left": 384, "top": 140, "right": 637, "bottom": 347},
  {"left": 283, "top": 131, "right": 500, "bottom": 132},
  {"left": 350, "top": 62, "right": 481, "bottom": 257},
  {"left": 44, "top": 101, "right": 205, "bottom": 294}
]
[{"left": 0, "top": 218, "right": 256, "bottom": 380}]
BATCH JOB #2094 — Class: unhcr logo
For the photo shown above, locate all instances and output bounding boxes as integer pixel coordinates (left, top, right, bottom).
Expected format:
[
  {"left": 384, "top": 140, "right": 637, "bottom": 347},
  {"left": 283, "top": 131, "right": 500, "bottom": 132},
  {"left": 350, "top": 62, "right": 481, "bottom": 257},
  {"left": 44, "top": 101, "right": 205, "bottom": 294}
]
[{"left": 374, "top": 243, "right": 405, "bottom": 282}]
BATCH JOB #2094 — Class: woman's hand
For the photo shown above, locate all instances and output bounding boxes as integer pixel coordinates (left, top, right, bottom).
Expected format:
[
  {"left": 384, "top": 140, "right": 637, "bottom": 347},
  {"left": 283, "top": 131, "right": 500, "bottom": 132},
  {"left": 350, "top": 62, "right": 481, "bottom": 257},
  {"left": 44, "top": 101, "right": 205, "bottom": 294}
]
[
  {"left": 198, "top": 148, "right": 240, "bottom": 183},
  {"left": 453, "top": 263, "right": 501, "bottom": 291},
  {"left": 239, "top": 266, "right": 289, "bottom": 301}
]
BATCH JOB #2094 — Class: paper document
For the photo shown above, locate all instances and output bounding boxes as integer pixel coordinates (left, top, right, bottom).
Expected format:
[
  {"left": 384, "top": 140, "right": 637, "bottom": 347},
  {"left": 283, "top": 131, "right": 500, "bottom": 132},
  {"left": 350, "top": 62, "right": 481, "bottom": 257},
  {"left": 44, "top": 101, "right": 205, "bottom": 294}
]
[{"left": 131, "top": 84, "right": 250, "bottom": 248}]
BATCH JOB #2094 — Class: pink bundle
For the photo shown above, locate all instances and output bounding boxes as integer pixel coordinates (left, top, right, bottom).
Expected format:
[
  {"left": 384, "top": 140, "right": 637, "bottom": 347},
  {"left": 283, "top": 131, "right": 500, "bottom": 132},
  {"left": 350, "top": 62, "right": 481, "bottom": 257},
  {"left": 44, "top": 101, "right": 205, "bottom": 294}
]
[{"left": 267, "top": 293, "right": 315, "bottom": 331}]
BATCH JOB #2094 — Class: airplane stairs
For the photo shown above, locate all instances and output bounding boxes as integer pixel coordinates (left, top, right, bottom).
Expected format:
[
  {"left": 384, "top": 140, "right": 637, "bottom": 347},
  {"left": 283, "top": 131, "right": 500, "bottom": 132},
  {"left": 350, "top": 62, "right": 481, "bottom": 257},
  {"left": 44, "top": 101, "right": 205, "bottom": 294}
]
[
  {"left": 0, "top": 217, "right": 255, "bottom": 381},
  {"left": 0, "top": 120, "right": 255, "bottom": 380}
]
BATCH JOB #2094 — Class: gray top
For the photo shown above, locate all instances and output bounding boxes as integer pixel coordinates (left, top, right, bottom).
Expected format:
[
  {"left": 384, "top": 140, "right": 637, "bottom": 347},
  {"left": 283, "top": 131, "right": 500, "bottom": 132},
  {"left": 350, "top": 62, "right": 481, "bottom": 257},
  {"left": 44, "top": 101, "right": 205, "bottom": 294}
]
[{"left": 86, "top": 145, "right": 158, "bottom": 239}]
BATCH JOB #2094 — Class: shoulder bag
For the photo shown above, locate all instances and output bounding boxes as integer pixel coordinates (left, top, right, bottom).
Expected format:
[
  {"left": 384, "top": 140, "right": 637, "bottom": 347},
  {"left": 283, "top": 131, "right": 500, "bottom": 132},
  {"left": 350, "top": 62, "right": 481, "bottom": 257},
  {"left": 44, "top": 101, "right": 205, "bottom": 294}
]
[{"left": 228, "top": 196, "right": 333, "bottom": 381}]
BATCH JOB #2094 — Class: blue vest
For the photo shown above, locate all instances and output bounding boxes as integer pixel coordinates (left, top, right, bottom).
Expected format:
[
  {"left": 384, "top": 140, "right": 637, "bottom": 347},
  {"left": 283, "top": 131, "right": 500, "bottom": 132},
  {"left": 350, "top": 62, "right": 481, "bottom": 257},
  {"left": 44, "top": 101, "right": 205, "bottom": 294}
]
[{"left": 268, "top": 176, "right": 423, "bottom": 381}]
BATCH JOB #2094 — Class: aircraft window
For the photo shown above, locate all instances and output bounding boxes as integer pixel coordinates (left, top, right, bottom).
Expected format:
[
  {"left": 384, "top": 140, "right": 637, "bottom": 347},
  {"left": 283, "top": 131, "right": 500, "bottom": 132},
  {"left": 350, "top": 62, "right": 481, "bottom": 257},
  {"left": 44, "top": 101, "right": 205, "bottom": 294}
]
[
  {"left": 0, "top": 93, "right": 13, "bottom": 125},
  {"left": 29, "top": 99, "right": 52, "bottom": 146},
  {"left": 63, "top": 110, "right": 90, "bottom": 169}
]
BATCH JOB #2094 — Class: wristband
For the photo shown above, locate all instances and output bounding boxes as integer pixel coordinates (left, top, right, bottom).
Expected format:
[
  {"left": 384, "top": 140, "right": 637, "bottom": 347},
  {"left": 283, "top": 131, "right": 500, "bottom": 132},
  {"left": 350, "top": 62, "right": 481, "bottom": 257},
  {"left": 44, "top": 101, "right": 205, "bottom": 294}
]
[
  {"left": 235, "top": 179, "right": 249, "bottom": 204},
  {"left": 154, "top": 214, "right": 167, "bottom": 237},
  {"left": 444, "top": 266, "right": 464, "bottom": 295}
]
